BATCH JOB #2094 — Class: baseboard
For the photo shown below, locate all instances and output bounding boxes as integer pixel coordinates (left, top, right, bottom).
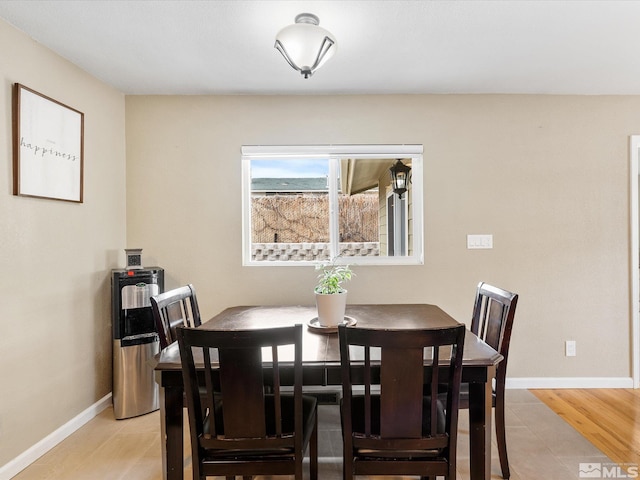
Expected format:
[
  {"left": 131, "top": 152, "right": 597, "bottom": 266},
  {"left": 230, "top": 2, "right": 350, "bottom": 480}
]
[
  {"left": 0, "top": 393, "right": 112, "bottom": 480},
  {"left": 506, "top": 377, "right": 634, "bottom": 389}
]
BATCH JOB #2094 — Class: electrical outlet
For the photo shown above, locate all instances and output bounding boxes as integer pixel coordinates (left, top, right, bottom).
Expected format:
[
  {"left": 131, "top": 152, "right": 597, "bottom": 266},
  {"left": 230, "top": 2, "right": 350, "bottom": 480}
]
[{"left": 565, "top": 340, "right": 576, "bottom": 357}]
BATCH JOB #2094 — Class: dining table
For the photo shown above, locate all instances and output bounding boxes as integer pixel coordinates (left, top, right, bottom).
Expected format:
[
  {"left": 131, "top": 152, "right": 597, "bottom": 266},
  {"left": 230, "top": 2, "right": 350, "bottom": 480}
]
[{"left": 153, "top": 304, "right": 503, "bottom": 480}]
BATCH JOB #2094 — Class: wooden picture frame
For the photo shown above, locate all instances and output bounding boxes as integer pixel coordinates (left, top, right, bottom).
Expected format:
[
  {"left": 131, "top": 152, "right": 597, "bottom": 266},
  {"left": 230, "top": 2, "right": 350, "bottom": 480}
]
[{"left": 12, "top": 84, "right": 84, "bottom": 203}]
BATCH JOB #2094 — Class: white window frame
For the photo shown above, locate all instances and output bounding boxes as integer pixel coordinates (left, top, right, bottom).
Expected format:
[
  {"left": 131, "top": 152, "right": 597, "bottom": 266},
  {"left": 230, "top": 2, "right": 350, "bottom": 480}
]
[{"left": 241, "top": 144, "right": 424, "bottom": 266}]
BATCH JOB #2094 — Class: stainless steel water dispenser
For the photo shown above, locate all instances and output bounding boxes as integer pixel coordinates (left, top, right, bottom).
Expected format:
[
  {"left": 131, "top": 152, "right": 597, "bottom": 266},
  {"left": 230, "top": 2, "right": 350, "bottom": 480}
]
[{"left": 111, "top": 267, "right": 164, "bottom": 419}]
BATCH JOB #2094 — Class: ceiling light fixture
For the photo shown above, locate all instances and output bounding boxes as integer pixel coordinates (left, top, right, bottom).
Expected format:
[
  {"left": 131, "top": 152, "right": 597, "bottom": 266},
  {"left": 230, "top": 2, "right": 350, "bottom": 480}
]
[
  {"left": 274, "top": 13, "right": 337, "bottom": 79},
  {"left": 390, "top": 159, "right": 412, "bottom": 198}
]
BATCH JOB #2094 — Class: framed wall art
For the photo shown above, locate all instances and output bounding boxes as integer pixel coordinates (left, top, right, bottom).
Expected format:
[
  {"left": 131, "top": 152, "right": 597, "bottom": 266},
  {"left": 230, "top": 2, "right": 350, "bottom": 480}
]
[{"left": 12, "top": 83, "right": 84, "bottom": 203}]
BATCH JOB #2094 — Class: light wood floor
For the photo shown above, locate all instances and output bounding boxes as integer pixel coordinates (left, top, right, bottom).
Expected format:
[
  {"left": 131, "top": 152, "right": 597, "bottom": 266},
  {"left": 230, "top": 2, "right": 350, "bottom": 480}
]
[
  {"left": 10, "top": 389, "right": 638, "bottom": 480},
  {"left": 533, "top": 388, "right": 640, "bottom": 473}
]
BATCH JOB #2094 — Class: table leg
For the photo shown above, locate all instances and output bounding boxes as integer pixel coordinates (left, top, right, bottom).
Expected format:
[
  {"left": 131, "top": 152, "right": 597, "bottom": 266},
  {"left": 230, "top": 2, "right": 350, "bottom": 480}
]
[
  {"left": 468, "top": 365, "right": 495, "bottom": 480},
  {"left": 160, "top": 385, "right": 184, "bottom": 480}
]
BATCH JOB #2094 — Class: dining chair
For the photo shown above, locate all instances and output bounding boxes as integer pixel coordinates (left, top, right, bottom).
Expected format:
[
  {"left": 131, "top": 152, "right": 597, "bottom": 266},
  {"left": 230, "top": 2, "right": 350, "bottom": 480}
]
[
  {"left": 463, "top": 281, "right": 519, "bottom": 479},
  {"left": 176, "top": 323, "right": 318, "bottom": 480},
  {"left": 339, "top": 323, "right": 465, "bottom": 480},
  {"left": 150, "top": 284, "right": 201, "bottom": 349}
]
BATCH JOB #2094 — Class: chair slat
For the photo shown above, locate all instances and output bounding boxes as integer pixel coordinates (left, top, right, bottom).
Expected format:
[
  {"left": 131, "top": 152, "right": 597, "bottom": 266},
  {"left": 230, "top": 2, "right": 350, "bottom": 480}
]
[
  {"left": 219, "top": 346, "right": 266, "bottom": 438},
  {"left": 364, "top": 346, "right": 371, "bottom": 436},
  {"left": 380, "top": 346, "right": 423, "bottom": 438},
  {"left": 272, "top": 345, "right": 282, "bottom": 436}
]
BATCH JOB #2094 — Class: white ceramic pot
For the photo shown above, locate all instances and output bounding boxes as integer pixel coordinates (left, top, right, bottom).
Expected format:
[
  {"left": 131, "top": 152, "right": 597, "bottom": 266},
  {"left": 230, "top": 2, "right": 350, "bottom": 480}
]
[{"left": 315, "top": 290, "right": 347, "bottom": 327}]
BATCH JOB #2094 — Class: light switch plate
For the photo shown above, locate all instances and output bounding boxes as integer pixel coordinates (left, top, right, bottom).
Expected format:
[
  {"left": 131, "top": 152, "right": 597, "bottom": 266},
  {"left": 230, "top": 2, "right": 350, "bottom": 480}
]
[
  {"left": 467, "top": 234, "right": 493, "bottom": 249},
  {"left": 565, "top": 340, "right": 576, "bottom": 357}
]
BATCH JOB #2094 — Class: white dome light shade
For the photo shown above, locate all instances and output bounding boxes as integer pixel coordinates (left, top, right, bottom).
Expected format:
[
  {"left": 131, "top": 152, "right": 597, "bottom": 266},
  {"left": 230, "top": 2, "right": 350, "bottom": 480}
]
[{"left": 275, "top": 13, "right": 337, "bottom": 78}]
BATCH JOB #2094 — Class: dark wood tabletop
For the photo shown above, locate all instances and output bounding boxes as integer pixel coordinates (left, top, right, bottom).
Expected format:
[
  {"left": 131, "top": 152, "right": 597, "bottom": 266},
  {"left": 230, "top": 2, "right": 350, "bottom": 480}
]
[{"left": 155, "top": 304, "right": 502, "bottom": 379}]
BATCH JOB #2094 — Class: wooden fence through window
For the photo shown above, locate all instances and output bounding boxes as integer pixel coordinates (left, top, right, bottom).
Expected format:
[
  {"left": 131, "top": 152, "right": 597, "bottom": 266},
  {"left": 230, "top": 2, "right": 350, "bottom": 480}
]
[{"left": 251, "top": 194, "right": 379, "bottom": 243}]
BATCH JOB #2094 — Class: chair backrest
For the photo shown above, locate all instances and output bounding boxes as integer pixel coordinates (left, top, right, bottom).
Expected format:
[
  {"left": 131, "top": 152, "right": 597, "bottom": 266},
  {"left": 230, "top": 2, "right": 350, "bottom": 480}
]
[
  {"left": 471, "top": 282, "right": 518, "bottom": 380},
  {"left": 150, "top": 284, "right": 201, "bottom": 349},
  {"left": 339, "top": 323, "right": 465, "bottom": 475},
  {"left": 176, "top": 324, "right": 305, "bottom": 462}
]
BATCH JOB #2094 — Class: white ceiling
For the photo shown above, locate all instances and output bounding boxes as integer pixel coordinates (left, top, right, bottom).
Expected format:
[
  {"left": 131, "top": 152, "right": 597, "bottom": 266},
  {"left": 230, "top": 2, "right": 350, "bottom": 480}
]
[{"left": 1, "top": 0, "right": 640, "bottom": 96}]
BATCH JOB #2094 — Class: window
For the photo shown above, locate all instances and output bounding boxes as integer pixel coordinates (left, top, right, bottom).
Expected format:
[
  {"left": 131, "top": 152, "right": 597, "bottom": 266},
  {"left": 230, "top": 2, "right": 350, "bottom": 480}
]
[{"left": 242, "top": 145, "right": 423, "bottom": 266}]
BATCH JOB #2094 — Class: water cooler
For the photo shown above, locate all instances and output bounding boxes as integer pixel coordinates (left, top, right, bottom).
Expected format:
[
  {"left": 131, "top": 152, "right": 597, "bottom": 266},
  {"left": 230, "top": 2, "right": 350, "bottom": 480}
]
[{"left": 111, "top": 267, "right": 164, "bottom": 419}]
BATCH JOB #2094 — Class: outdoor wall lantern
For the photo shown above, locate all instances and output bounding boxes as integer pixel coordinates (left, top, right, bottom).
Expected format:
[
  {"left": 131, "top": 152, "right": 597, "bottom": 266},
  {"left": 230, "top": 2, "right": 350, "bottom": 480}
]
[
  {"left": 390, "top": 159, "right": 411, "bottom": 198},
  {"left": 274, "top": 13, "right": 337, "bottom": 79}
]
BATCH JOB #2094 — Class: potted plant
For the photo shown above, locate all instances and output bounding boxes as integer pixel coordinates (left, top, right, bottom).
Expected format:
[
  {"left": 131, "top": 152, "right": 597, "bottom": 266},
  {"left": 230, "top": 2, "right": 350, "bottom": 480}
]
[{"left": 314, "top": 259, "right": 354, "bottom": 327}]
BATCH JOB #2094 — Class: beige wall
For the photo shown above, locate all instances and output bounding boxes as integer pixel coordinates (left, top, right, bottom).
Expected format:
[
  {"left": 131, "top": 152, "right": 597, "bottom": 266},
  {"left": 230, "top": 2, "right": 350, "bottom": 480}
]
[
  {"left": 0, "top": 20, "right": 126, "bottom": 466},
  {"left": 126, "top": 94, "right": 637, "bottom": 382}
]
